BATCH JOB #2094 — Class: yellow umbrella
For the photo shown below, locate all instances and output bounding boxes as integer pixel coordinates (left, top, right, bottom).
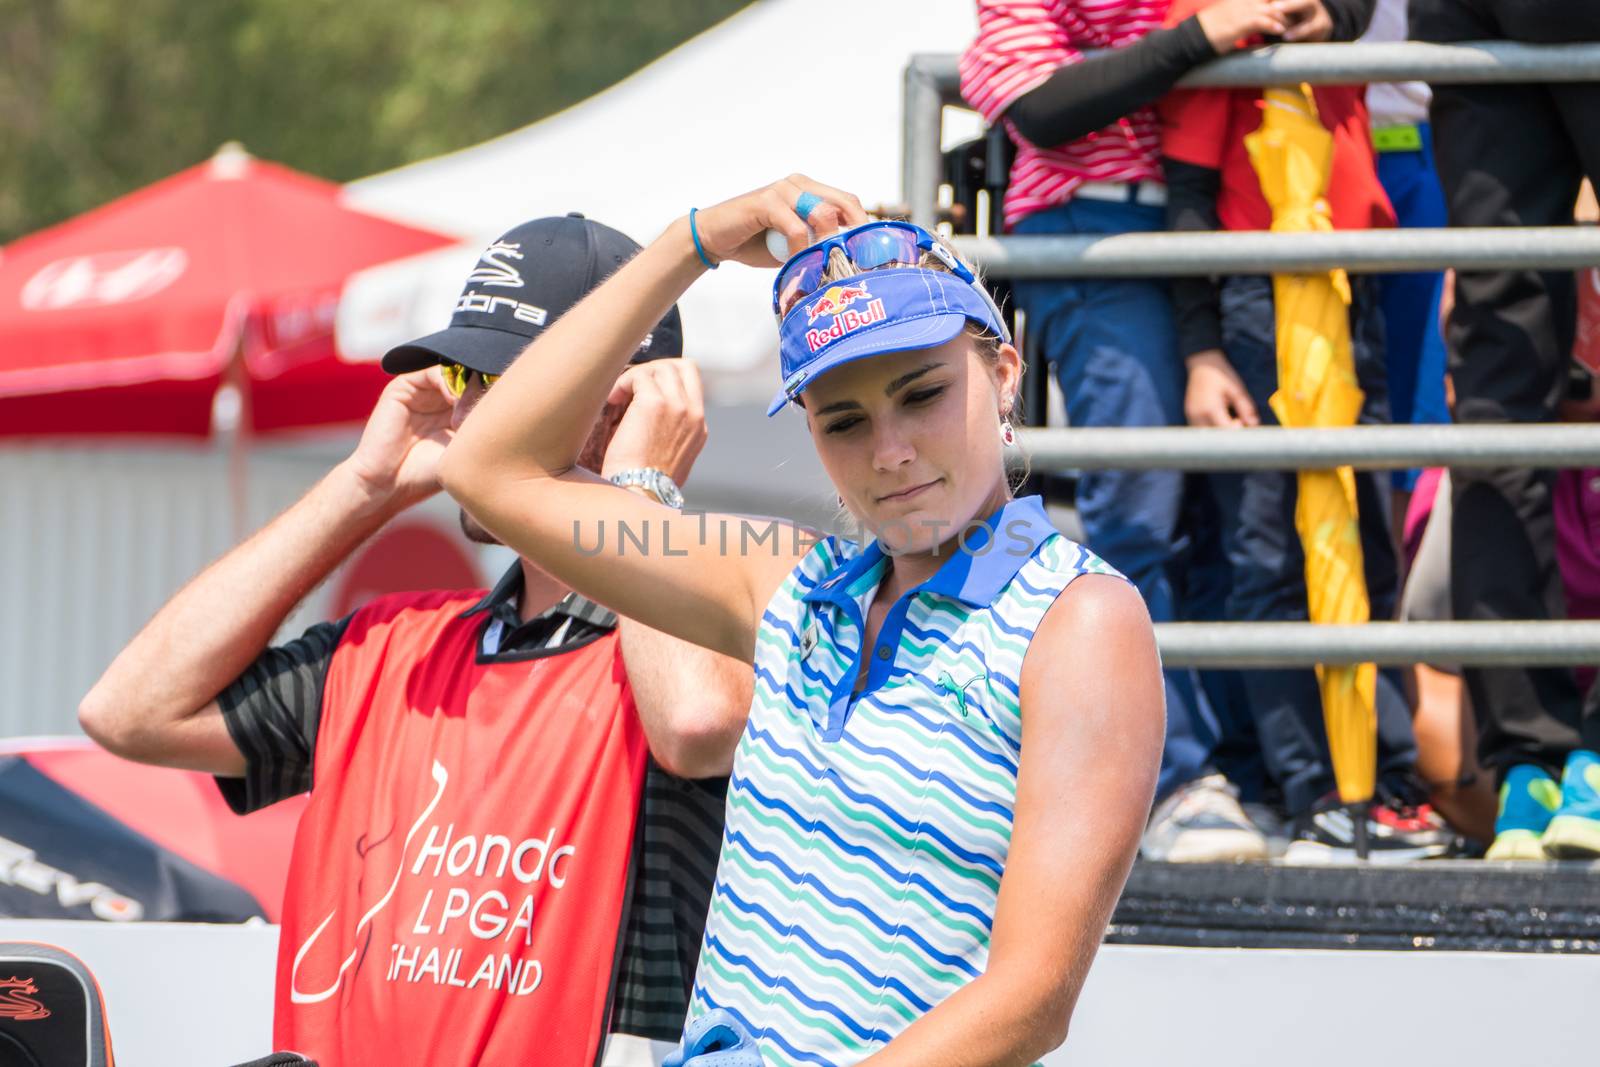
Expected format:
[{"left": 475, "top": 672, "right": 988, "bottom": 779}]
[{"left": 1245, "top": 85, "right": 1378, "bottom": 819}]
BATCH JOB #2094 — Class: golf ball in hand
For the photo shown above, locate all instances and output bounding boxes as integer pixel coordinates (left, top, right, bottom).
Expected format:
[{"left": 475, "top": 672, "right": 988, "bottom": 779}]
[{"left": 765, "top": 228, "right": 794, "bottom": 262}]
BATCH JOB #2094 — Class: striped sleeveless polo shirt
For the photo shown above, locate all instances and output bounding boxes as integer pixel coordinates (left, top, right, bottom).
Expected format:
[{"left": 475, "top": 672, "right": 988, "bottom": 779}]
[{"left": 689, "top": 495, "right": 1123, "bottom": 1065}]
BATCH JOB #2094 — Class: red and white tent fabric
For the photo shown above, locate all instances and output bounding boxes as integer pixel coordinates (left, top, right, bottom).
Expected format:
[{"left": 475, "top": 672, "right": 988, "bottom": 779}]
[{"left": 0, "top": 145, "right": 459, "bottom": 437}]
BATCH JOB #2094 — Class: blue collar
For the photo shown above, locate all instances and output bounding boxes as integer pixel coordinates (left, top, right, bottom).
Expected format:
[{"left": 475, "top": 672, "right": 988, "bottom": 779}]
[{"left": 803, "top": 495, "right": 1059, "bottom": 611}]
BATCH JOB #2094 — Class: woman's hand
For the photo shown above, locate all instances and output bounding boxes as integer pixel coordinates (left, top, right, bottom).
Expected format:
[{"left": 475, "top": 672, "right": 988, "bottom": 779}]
[
  {"left": 1194, "top": 0, "right": 1287, "bottom": 53},
  {"left": 691, "top": 174, "right": 871, "bottom": 267}
]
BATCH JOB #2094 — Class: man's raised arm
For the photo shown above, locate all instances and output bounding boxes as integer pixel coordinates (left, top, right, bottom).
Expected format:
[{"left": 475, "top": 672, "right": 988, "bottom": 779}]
[{"left": 78, "top": 370, "right": 453, "bottom": 774}]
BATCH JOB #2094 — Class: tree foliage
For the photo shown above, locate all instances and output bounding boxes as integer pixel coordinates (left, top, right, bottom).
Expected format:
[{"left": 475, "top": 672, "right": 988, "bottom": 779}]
[{"left": 0, "top": 0, "right": 750, "bottom": 243}]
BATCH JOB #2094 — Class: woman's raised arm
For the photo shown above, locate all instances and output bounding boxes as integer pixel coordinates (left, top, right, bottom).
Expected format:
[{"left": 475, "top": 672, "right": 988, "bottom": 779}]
[{"left": 440, "top": 177, "right": 868, "bottom": 661}]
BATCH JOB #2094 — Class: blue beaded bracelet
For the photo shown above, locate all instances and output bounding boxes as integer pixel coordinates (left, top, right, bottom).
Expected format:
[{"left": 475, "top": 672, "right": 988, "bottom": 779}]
[{"left": 689, "top": 207, "right": 718, "bottom": 271}]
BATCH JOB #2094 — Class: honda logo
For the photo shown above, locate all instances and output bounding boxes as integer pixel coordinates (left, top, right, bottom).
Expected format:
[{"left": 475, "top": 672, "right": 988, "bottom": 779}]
[{"left": 20, "top": 247, "right": 189, "bottom": 311}]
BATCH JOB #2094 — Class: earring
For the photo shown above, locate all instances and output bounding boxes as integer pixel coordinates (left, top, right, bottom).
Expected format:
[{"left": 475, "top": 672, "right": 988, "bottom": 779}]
[{"left": 1000, "top": 419, "right": 1016, "bottom": 447}]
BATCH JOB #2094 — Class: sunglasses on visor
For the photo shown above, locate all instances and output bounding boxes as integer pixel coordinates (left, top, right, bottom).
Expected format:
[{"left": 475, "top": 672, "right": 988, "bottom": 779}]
[
  {"left": 440, "top": 362, "right": 499, "bottom": 398},
  {"left": 772, "top": 220, "right": 981, "bottom": 319}
]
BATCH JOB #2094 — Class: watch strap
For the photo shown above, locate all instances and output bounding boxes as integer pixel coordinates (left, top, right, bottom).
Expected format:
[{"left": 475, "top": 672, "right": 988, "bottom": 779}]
[{"left": 607, "top": 467, "right": 683, "bottom": 508}]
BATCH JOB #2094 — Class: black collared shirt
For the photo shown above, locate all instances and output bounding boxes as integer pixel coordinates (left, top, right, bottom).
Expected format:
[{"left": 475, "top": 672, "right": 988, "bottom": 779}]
[
  {"left": 460, "top": 563, "right": 619, "bottom": 660},
  {"left": 216, "top": 562, "right": 726, "bottom": 1043}
]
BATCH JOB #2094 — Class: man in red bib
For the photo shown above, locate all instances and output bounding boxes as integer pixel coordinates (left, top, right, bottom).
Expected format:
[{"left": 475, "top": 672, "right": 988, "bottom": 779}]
[{"left": 80, "top": 215, "right": 751, "bottom": 1067}]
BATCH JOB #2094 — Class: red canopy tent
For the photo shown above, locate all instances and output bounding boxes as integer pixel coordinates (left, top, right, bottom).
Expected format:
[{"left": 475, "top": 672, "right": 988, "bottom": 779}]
[{"left": 0, "top": 145, "right": 459, "bottom": 437}]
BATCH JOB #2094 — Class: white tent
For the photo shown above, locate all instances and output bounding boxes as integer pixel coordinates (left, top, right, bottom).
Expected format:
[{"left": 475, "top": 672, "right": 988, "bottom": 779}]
[{"left": 339, "top": 0, "right": 982, "bottom": 396}]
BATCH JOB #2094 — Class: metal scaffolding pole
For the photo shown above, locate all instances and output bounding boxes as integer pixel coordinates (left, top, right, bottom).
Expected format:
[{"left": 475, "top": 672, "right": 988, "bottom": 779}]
[
  {"left": 1154, "top": 621, "right": 1600, "bottom": 668},
  {"left": 903, "top": 61, "right": 947, "bottom": 238},
  {"left": 909, "top": 41, "right": 1600, "bottom": 97},
  {"left": 956, "top": 227, "right": 1600, "bottom": 277},
  {"left": 1016, "top": 424, "right": 1600, "bottom": 471}
]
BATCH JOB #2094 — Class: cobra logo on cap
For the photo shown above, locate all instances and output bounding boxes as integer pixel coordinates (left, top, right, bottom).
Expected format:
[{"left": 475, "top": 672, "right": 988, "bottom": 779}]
[{"left": 466, "top": 241, "right": 525, "bottom": 288}]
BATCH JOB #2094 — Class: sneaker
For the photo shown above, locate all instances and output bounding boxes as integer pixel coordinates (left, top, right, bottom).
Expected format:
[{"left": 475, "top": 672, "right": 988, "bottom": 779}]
[
  {"left": 1141, "top": 774, "right": 1269, "bottom": 862},
  {"left": 1542, "top": 750, "right": 1600, "bottom": 859},
  {"left": 1284, "top": 794, "right": 1455, "bottom": 865},
  {"left": 1486, "top": 764, "right": 1560, "bottom": 861},
  {"left": 1241, "top": 801, "right": 1292, "bottom": 860},
  {"left": 1371, "top": 796, "right": 1454, "bottom": 847}
]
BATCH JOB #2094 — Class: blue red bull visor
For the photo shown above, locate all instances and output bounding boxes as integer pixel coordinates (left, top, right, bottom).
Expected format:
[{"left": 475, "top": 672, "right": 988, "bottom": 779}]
[{"left": 767, "top": 267, "right": 1011, "bottom": 417}]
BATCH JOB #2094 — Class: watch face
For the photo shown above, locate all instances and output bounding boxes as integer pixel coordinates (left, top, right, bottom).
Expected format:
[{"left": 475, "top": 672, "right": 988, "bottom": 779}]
[
  {"left": 612, "top": 469, "right": 680, "bottom": 507},
  {"left": 652, "top": 473, "right": 684, "bottom": 508}
]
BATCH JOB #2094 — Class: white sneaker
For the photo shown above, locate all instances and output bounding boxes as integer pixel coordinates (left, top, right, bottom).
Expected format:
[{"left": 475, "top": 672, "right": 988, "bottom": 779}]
[
  {"left": 1141, "top": 774, "right": 1269, "bottom": 863},
  {"left": 1241, "top": 801, "right": 1292, "bottom": 860}
]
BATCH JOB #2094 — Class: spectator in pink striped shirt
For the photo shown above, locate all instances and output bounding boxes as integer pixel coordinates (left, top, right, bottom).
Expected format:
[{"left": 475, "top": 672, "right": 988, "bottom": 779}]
[{"left": 960, "top": 0, "right": 1335, "bottom": 864}]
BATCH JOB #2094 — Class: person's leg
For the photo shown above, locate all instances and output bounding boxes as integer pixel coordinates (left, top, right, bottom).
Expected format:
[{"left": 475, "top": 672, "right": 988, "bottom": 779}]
[
  {"left": 1561, "top": 470, "right": 1600, "bottom": 768},
  {"left": 1374, "top": 133, "right": 1451, "bottom": 507},
  {"left": 1214, "top": 276, "right": 1441, "bottom": 838},
  {"left": 1539, "top": 37, "right": 1600, "bottom": 857},
  {"left": 1414, "top": 0, "right": 1589, "bottom": 782},
  {"left": 1374, "top": 144, "right": 1448, "bottom": 433},
  {"left": 1177, "top": 479, "right": 1267, "bottom": 802},
  {"left": 1013, "top": 199, "right": 1221, "bottom": 803},
  {"left": 1208, "top": 275, "right": 1335, "bottom": 816},
  {"left": 1398, "top": 470, "right": 1499, "bottom": 840},
  {"left": 1406, "top": 125, "right": 1453, "bottom": 431},
  {"left": 1547, "top": 75, "right": 1600, "bottom": 761},
  {"left": 1348, "top": 276, "right": 1423, "bottom": 784},
  {"left": 1209, "top": 274, "right": 1452, "bottom": 859}
]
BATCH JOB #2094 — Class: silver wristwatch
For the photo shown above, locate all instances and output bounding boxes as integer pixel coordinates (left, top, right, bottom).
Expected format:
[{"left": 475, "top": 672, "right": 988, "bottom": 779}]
[{"left": 607, "top": 467, "right": 684, "bottom": 509}]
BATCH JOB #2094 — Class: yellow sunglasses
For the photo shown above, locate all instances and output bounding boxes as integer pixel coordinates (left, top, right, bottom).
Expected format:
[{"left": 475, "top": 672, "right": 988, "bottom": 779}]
[{"left": 439, "top": 362, "right": 500, "bottom": 398}]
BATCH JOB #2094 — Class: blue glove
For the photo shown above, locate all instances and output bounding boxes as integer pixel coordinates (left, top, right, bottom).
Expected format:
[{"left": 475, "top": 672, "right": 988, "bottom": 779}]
[{"left": 662, "top": 1009, "right": 764, "bottom": 1067}]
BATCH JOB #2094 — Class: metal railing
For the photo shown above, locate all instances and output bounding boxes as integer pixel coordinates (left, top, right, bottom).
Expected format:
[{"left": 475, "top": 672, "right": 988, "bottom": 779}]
[
  {"left": 906, "top": 41, "right": 1600, "bottom": 667},
  {"left": 903, "top": 41, "right": 1600, "bottom": 234},
  {"left": 957, "top": 227, "right": 1600, "bottom": 278},
  {"left": 1019, "top": 424, "right": 1600, "bottom": 471},
  {"left": 1153, "top": 621, "right": 1600, "bottom": 668}
]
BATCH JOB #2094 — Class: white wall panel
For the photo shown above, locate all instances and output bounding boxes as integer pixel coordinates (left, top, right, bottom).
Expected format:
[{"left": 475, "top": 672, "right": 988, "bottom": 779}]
[
  {"left": 1, "top": 442, "right": 313, "bottom": 736},
  {"left": 0, "top": 922, "right": 1592, "bottom": 1067}
]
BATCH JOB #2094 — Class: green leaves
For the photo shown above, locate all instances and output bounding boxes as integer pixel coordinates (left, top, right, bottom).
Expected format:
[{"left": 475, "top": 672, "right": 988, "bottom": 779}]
[{"left": 0, "top": 0, "right": 748, "bottom": 242}]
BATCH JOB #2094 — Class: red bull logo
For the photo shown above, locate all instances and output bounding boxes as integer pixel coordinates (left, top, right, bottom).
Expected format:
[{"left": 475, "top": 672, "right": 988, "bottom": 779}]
[
  {"left": 806, "top": 282, "right": 873, "bottom": 324},
  {"left": 804, "top": 282, "right": 887, "bottom": 352}
]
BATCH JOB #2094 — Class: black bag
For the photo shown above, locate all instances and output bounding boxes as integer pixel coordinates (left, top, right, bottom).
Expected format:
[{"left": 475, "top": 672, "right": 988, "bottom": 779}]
[{"left": 0, "top": 942, "right": 114, "bottom": 1067}]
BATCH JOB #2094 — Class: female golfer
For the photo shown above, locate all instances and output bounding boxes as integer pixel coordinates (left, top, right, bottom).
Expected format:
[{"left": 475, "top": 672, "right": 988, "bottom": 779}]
[{"left": 441, "top": 176, "right": 1163, "bottom": 1065}]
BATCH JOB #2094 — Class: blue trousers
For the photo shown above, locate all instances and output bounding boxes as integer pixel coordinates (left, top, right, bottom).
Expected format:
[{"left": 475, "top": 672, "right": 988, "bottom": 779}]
[
  {"left": 1206, "top": 275, "right": 1420, "bottom": 814},
  {"left": 1012, "top": 198, "right": 1219, "bottom": 802},
  {"left": 1375, "top": 123, "right": 1452, "bottom": 490}
]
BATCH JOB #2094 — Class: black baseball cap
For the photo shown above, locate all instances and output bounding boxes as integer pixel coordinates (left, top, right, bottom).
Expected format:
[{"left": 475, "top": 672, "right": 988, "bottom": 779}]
[{"left": 381, "top": 212, "right": 683, "bottom": 376}]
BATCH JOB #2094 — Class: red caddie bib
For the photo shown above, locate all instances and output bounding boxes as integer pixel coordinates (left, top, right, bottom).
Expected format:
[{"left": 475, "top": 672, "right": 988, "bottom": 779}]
[{"left": 273, "top": 589, "right": 647, "bottom": 1066}]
